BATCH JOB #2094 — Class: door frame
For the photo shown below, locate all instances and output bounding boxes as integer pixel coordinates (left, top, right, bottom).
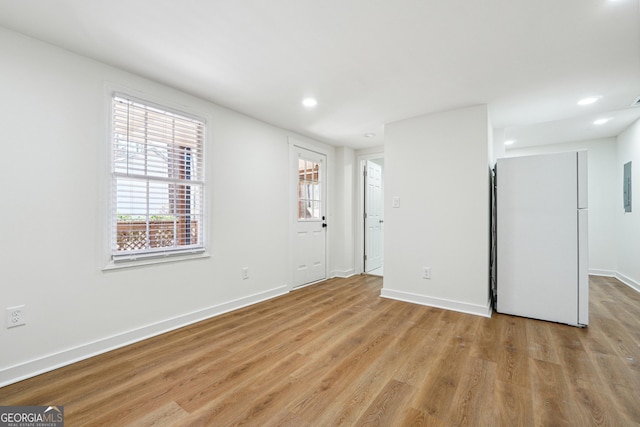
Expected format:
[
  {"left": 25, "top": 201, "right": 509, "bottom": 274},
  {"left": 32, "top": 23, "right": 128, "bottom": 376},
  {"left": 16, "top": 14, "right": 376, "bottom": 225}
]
[
  {"left": 356, "top": 152, "right": 385, "bottom": 275},
  {"left": 288, "top": 137, "right": 332, "bottom": 290}
]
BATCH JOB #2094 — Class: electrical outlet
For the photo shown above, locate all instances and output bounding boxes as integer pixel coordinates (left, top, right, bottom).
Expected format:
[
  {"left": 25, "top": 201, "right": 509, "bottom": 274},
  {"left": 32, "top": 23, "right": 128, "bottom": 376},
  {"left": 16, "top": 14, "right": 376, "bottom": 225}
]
[
  {"left": 423, "top": 267, "right": 431, "bottom": 279},
  {"left": 242, "top": 267, "right": 249, "bottom": 280},
  {"left": 6, "top": 305, "right": 26, "bottom": 328}
]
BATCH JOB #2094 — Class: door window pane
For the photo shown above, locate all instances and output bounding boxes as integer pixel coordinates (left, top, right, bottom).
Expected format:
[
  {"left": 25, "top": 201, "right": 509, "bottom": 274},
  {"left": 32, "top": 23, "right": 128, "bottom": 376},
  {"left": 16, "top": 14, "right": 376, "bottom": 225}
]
[{"left": 298, "top": 158, "right": 321, "bottom": 220}]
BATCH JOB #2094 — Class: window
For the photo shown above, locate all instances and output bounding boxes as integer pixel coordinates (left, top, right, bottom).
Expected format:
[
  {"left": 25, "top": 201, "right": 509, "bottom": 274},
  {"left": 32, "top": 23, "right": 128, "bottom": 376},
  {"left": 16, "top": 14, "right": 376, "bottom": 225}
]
[
  {"left": 298, "top": 157, "right": 322, "bottom": 220},
  {"left": 111, "top": 94, "right": 205, "bottom": 262}
]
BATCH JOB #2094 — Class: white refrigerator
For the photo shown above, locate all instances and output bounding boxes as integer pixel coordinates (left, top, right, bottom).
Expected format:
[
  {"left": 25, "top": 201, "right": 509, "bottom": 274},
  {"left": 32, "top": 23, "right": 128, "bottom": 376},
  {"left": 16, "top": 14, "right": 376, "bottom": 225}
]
[{"left": 496, "top": 151, "right": 589, "bottom": 327}]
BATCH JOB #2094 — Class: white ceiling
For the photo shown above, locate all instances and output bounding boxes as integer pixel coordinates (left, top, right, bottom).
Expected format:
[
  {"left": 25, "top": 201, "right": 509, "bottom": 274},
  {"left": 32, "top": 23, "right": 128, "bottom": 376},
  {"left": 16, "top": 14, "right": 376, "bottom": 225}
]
[{"left": 0, "top": 0, "right": 639, "bottom": 149}]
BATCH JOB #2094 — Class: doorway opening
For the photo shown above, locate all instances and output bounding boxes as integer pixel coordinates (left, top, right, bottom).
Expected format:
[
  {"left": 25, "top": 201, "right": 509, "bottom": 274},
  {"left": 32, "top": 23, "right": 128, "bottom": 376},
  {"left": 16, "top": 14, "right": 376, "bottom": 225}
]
[{"left": 360, "top": 156, "right": 384, "bottom": 276}]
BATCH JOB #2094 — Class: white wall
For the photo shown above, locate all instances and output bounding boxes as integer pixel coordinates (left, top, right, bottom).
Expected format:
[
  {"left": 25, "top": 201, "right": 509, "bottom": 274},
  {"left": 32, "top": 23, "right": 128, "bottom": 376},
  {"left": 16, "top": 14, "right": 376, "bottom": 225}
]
[
  {"left": 382, "top": 105, "right": 491, "bottom": 316},
  {"left": 616, "top": 119, "right": 640, "bottom": 290},
  {"left": 0, "top": 27, "right": 337, "bottom": 385},
  {"left": 331, "top": 146, "right": 356, "bottom": 277},
  {"left": 505, "top": 138, "right": 618, "bottom": 274},
  {"left": 491, "top": 127, "right": 506, "bottom": 165}
]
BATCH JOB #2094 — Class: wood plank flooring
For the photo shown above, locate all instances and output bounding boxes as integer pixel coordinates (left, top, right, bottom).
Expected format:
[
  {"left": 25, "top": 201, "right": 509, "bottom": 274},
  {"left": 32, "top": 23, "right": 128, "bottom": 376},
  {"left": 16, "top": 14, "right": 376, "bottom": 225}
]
[{"left": 1, "top": 274, "right": 639, "bottom": 426}]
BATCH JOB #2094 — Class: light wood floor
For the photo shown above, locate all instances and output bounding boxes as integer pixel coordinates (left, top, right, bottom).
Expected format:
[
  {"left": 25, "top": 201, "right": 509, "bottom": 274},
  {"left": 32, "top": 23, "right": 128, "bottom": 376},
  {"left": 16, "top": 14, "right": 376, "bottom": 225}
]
[{"left": 1, "top": 274, "right": 639, "bottom": 426}]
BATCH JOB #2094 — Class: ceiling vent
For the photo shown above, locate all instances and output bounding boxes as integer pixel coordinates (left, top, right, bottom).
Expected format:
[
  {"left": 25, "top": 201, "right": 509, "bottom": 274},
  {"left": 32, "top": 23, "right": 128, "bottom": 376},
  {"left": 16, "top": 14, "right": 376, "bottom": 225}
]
[{"left": 632, "top": 95, "right": 640, "bottom": 107}]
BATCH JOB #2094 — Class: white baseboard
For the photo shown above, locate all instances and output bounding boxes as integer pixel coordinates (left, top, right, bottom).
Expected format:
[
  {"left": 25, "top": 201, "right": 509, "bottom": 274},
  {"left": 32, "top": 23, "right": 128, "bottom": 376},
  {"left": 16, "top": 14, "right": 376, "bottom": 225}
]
[
  {"left": 331, "top": 268, "right": 356, "bottom": 278},
  {"left": 589, "top": 270, "right": 640, "bottom": 293},
  {"left": 0, "top": 285, "right": 289, "bottom": 388},
  {"left": 615, "top": 272, "right": 640, "bottom": 293},
  {"left": 589, "top": 269, "right": 616, "bottom": 277},
  {"left": 380, "top": 288, "right": 492, "bottom": 318}
]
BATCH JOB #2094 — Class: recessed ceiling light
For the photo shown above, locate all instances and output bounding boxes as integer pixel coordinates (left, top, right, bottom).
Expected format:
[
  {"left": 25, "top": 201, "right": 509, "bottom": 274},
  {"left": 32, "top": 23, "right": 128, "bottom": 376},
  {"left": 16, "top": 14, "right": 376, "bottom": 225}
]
[
  {"left": 577, "top": 96, "right": 600, "bottom": 106},
  {"left": 593, "top": 118, "right": 611, "bottom": 125},
  {"left": 302, "top": 98, "right": 317, "bottom": 108},
  {"left": 504, "top": 140, "right": 516, "bottom": 146},
  {"left": 363, "top": 133, "right": 376, "bottom": 138}
]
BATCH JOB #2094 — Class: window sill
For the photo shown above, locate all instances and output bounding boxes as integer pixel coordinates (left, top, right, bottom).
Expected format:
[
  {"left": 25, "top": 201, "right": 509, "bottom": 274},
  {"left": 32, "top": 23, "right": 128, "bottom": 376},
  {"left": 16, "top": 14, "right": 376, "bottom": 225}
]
[{"left": 103, "top": 251, "right": 210, "bottom": 271}]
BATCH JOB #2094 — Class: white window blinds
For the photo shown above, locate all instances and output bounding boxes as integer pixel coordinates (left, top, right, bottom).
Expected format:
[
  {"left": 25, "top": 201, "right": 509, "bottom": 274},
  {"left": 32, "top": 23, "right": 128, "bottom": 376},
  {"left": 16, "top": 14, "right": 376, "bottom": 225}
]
[{"left": 111, "top": 94, "right": 205, "bottom": 261}]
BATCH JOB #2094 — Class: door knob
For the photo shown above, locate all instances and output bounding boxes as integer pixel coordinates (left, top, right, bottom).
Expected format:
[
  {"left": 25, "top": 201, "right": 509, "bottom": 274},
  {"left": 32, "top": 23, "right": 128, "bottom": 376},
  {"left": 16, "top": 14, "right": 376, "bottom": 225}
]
[
  {"left": 322, "top": 223, "right": 327, "bottom": 228},
  {"left": 379, "top": 220, "right": 384, "bottom": 223}
]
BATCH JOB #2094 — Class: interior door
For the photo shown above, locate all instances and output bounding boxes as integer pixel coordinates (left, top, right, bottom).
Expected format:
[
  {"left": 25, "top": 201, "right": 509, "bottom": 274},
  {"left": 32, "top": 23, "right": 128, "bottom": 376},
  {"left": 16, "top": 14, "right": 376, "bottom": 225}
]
[
  {"left": 365, "top": 160, "right": 383, "bottom": 272},
  {"left": 293, "top": 147, "right": 327, "bottom": 287}
]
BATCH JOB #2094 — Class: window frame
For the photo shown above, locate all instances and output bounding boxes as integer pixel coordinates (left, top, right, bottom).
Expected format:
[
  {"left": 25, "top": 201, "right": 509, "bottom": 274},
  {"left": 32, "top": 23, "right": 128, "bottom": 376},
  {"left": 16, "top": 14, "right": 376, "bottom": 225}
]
[{"left": 105, "top": 91, "right": 208, "bottom": 268}]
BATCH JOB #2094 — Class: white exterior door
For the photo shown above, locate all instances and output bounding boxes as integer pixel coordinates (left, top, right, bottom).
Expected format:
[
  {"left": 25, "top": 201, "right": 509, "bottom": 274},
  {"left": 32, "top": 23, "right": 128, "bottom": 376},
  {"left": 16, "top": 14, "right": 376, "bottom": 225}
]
[
  {"left": 365, "top": 160, "right": 383, "bottom": 272},
  {"left": 292, "top": 147, "right": 327, "bottom": 287}
]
